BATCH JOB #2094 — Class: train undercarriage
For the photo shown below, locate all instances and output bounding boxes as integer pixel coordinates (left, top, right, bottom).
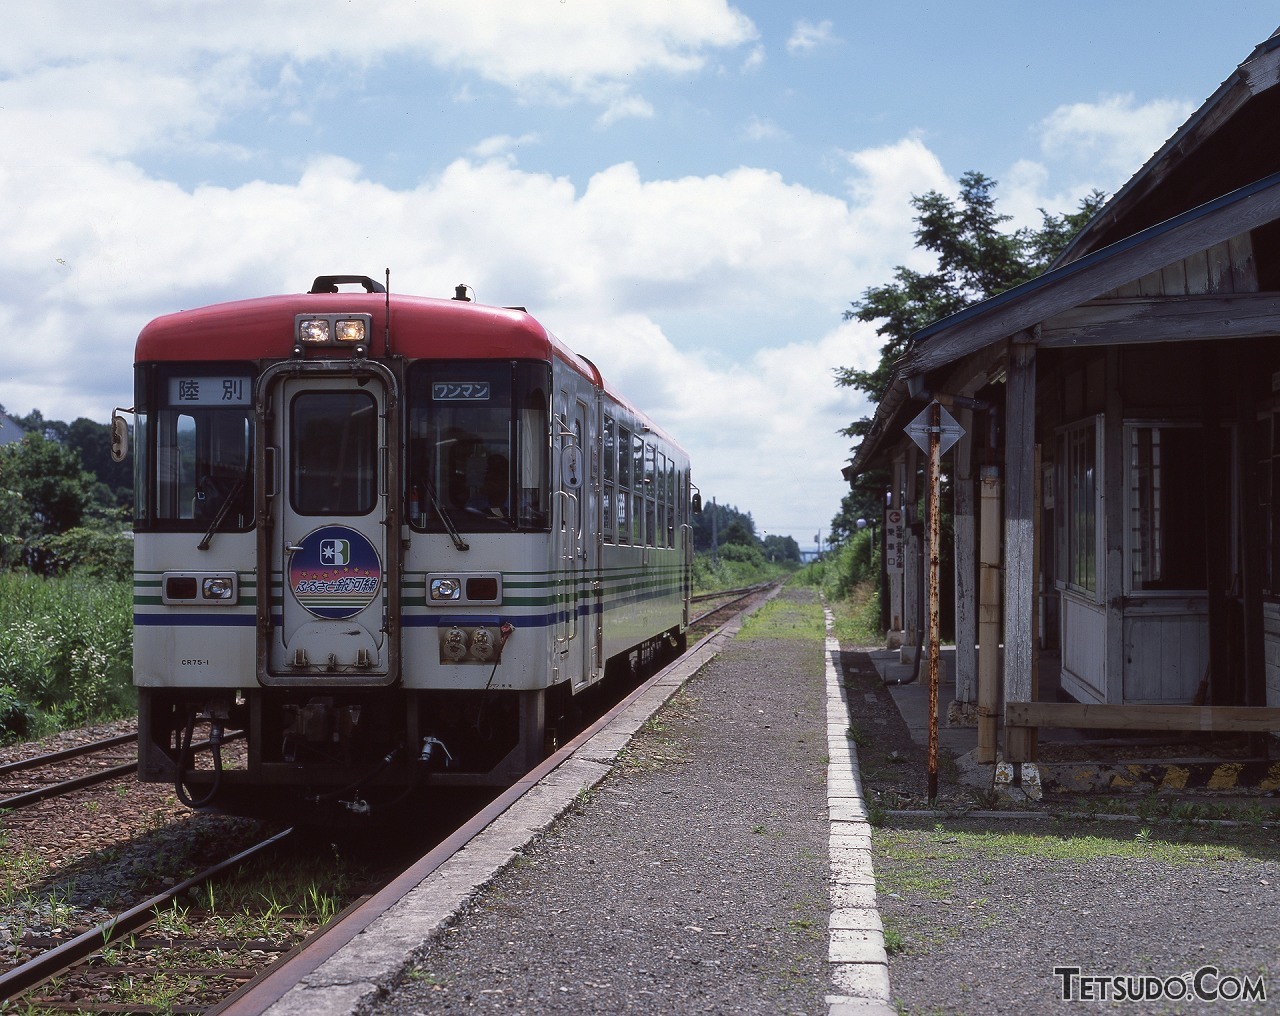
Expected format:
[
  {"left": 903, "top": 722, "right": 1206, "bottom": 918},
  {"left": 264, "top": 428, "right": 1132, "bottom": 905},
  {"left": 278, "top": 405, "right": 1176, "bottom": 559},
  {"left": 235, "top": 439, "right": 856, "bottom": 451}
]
[{"left": 137, "top": 628, "right": 685, "bottom": 824}]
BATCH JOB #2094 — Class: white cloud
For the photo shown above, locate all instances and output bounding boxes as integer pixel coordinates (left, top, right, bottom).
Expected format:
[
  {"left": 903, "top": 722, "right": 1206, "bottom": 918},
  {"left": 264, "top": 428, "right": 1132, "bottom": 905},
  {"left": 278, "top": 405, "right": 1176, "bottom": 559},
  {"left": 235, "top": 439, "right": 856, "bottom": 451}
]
[
  {"left": 742, "top": 115, "right": 790, "bottom": 142},
  {"left": 4, "top": 1, "right": 759, "bottom": 137},
  {"left": 787, "top": 19, "right": 838, "bottom": 55},
  {"left": 470, "top": 133, "right": 543, "bottom": 159},
  {"left": 1037, "top": 93, "right": 1195, "bottom": 179}
]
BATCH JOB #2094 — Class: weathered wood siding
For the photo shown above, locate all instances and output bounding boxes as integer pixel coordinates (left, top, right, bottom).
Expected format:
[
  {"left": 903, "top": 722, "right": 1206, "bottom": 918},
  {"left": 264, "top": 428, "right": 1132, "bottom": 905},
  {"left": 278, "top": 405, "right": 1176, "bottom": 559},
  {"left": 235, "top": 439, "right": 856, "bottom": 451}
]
[
  {"left": 1265, "top": 601, "right": 1280, "bottom": 709},
  {"left": 1120, "top": 601, "right": 1209, "bottom": 703},
  {"left": 1103, "top": 232, "right": 1257, "bottom": 299},
  {"left": 1060, "top": 592, "right": 1107, "bottom": 703}
]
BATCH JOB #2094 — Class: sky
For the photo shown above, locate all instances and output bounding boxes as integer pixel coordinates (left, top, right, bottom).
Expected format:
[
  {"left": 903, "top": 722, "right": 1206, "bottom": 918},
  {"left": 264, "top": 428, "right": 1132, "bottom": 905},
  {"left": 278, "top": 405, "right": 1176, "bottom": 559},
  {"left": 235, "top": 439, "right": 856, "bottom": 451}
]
[{"left": 3, "top": 3, "right": 1279, "bottom": 551}]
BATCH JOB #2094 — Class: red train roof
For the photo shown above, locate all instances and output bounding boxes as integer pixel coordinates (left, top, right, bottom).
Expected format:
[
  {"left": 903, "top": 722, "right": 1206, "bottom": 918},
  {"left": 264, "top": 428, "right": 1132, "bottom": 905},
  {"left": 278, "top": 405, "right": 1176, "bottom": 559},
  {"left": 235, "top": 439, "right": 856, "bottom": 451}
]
[
  {"left": 134, "top": 290, "right": 597, "bottom": 382},
  {"left": 133, "top": 286, "right": 684, "bottom": 452}
]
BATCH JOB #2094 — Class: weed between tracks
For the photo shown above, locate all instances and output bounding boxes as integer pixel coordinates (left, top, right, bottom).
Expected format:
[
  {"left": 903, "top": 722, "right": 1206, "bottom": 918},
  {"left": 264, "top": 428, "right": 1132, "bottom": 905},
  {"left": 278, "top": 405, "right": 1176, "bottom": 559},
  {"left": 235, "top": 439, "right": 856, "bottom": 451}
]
[{"left": 0, "top": 824, "right": 377, "bottom": 1013}]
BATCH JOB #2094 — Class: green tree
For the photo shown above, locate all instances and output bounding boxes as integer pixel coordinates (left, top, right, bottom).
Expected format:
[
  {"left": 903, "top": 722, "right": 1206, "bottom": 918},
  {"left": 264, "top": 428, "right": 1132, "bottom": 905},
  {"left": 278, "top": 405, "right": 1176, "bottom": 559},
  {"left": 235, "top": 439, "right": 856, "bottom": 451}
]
[
  {"left": 834, "top": 172, "right": 1106, "bottom": 531},
  {"left": 66, "top": 417, "right": 133, "bottom": 511},
  {"left": 0, "top": 432, "right": 95, "bottom": 570},
  {"left": 762, "top": 533, "right": 800, "bottom": 563}
]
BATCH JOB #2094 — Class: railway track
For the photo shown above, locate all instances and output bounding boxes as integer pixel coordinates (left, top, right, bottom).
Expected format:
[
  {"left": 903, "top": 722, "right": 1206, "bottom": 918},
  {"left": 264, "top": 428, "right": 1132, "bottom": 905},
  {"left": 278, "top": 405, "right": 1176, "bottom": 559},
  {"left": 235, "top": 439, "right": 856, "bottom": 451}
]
[
  {"left": 0, "top": 829, "right": 295, "bottom": 1008},
  {"left": 0, "top": 584, "right": 775, "bottom": 1013},
  {"left": 0, "top": 732, "right": 140, "bottom": 811},
  {"left": 0, "top": 729, "right": 239, "bottom": 811}
]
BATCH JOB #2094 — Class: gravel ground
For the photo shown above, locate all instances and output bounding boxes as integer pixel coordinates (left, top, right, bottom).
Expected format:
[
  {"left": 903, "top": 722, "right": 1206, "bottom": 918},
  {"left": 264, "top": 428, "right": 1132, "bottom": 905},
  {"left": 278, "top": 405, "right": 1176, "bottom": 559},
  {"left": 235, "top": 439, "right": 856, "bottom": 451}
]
[
  {"left": 373, "top": 586, "right": 831, "bottom": 1015},
  {"left": 836, "top": 641, "right": 1280, "bottom": 1015}
]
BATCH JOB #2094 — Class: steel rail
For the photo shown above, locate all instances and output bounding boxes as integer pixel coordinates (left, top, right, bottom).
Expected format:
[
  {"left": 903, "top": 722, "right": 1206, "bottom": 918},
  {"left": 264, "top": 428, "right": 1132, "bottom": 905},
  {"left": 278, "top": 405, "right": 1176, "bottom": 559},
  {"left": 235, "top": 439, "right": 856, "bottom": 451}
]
[
  {"left": 0, "top": 731, "right": 245, "bottom": 812},
  {"left": 0, "top": 828, "right": 294, "bottom": 1003},
  {"left": 0, "top": 761, "right": 140, "bottom": 810},
  {"left": 0, "top": 733, "right": 136, "bottom": 777}
]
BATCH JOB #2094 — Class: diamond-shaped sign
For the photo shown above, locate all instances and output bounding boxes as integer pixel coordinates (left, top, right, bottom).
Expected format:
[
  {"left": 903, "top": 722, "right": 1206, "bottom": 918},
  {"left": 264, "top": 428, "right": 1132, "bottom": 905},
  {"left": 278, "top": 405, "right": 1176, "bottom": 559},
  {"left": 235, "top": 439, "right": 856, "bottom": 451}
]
[{"left": 904, "top": 401, "right": 964, "bottom": 455}]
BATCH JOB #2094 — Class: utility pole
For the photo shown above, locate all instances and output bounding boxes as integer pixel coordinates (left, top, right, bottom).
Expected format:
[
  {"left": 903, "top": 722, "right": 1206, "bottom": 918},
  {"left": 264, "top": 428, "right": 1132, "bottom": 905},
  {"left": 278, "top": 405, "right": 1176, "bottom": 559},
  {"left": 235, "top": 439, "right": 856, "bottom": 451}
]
[{"left": 711, "top": 496, "right": 718, "bottom": 565}]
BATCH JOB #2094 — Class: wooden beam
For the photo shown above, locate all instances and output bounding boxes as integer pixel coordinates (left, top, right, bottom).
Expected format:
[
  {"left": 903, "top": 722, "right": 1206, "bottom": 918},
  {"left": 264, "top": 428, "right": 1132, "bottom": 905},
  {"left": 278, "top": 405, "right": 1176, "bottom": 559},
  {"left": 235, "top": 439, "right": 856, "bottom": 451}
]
[
  {"left": 952, "top": 408, "right": 976, "bottom": 708},
  {"left": 901, "top": 173, "right": 1280, "bottom": 377},
  {"left": 1006, "top": 701, "right": 1280, "bottom": 733},
  {"left": 1040, "top": 293, "right": 1280, "bottom": 348},
  {"left": 977, "top": 465, "right": 1000, "bottom": 764}
]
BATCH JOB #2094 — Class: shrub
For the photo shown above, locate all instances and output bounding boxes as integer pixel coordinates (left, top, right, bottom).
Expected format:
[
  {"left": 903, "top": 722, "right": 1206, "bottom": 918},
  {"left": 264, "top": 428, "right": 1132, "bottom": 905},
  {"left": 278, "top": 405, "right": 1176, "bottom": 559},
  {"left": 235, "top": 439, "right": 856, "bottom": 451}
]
[{"left": 0, "top": 571, "right": 133, "bottom": 739}]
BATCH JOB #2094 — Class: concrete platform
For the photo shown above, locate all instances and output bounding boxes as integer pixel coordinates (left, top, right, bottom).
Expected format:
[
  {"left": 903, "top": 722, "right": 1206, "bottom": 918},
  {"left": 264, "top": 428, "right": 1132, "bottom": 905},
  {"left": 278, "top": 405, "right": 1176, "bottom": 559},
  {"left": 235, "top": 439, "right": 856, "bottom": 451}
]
[{"left": 241, "top": 587, "right": 894, "bottom": 1016}]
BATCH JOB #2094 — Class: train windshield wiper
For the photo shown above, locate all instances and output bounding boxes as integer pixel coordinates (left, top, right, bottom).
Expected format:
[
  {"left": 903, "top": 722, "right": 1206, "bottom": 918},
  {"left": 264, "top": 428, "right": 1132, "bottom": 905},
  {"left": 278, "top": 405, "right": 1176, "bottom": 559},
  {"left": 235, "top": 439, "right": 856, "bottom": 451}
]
[
  {"left": 197, "top": 473, "right": 247, "bottom": 551},
  {"left": 424, "top": 478, "right": 469, "bottom": 552}
]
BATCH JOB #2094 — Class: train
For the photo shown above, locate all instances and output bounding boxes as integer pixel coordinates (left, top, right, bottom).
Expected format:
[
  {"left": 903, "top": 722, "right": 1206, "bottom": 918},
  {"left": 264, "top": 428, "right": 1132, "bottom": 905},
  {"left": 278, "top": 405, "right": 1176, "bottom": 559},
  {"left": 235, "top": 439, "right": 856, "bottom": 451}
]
[{"left": 122, "top": 274, "right": 699, "bottom": 821}]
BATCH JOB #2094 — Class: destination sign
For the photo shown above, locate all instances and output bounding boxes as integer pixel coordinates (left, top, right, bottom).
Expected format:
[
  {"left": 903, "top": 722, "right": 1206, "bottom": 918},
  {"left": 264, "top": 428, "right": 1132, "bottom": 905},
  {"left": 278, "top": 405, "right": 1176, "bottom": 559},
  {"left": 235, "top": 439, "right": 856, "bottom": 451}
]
[{"left": 168, "top": 376, "right": 252, "bottom": 406}]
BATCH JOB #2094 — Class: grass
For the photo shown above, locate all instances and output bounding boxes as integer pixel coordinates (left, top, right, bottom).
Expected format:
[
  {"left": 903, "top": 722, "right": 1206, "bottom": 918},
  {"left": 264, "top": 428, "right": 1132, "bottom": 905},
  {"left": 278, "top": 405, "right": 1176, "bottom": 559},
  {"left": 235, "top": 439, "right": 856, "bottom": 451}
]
[
  {"left": 0, "top": 569, "right": 133, "bottom": 742},
  {"left": 737, "top": 595, "right": 825, "bottom": 640},
  {"left": 826, "top": 580, "right": 883, "bottom": 646}
]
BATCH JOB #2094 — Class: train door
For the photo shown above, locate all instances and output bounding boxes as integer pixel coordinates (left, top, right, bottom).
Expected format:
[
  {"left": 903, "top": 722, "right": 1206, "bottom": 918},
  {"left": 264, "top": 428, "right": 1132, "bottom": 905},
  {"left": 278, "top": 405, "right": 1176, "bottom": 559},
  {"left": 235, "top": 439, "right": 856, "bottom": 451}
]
[
  {"left": 579, "top": 397, "right": 602, "bottom": 686},
  {"left": 256, "top": 363, "right": 400, "bottom": 685},
  {"left": 554, "top": 391, "right": 579, "bottom": 678}
]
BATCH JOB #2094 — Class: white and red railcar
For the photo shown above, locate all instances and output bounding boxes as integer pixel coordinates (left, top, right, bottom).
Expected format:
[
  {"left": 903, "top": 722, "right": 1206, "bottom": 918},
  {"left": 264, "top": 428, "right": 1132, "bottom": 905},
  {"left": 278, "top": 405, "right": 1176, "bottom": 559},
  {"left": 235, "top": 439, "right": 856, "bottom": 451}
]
[{"left": 128, "top": 275, "right": 696, "bottom": 819}]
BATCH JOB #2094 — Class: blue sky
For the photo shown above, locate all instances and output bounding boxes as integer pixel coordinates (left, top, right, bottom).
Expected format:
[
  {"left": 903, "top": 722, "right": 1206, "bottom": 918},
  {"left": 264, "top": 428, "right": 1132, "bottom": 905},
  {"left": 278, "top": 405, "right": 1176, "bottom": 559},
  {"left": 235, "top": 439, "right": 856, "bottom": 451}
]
[{"left": 2, "top": 2, "right": 1278, "bottom": 548}]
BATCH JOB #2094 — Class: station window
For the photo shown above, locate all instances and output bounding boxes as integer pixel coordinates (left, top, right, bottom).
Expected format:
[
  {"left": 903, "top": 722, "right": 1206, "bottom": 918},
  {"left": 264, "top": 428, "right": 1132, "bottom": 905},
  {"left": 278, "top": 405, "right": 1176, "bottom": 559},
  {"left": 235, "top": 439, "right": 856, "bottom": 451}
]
[
  {"left": 1056, "top": 417, "right": 1100, "bottom": 595},
  {"left": 1125, "top": 423, "right": 1207, "bottom": 592},
  {"left": 135, "top": 364, "right": 255, "bottom": 532}
]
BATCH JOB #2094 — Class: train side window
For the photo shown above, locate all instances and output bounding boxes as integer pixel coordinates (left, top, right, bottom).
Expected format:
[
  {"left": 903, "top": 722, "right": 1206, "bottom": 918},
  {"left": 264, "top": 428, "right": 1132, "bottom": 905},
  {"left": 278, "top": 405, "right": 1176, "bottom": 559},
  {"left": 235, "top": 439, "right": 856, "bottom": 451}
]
[
  {"left": 617, "top": 426, "right": 632, "bottom": 545},
  {"left": 407, "top": 361, "right": 549, "bottom": 532},
  {"left": 665, "top": 457, "right": 676, "bottom": 547},
  {"left": 645, "top": 443, "right": 657, "bottom": 548},
  {"left": 632, "top": 433, "right": 645, "bottom": 545},
  {"left": 603, "top": 415, "right": 615, "bottom": 542}
]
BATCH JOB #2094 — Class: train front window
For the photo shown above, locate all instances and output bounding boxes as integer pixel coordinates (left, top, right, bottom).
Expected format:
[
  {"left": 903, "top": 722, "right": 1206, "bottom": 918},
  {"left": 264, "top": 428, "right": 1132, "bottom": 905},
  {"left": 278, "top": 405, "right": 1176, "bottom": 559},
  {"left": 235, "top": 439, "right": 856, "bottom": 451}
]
[
  {"left": 139, "top": 365, "right": 254, "bottom": 531},
  {"left": 290, "top": 391, "right": 379, "bottom": 515},
  {"left": 407, "top": 361, "right": 550, "bottom": 532}
]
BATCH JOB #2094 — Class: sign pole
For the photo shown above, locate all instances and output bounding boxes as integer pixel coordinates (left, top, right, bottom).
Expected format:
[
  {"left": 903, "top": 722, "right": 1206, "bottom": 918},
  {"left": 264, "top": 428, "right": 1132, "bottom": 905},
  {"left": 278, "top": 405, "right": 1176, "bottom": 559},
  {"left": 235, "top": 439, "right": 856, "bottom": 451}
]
[
  {"left": 904, "top": 398, "right": 963, "bottom": 804},
  {"left": 927, "top": 401, "right": 941, "bottom": 803}
]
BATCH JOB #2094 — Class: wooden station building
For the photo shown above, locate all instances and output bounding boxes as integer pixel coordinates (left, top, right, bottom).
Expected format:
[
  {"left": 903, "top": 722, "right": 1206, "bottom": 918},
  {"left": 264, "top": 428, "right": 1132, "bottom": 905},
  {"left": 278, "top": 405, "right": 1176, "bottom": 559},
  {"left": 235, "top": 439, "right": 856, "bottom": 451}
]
[{"left": 846, "top": 28, "right": 1280, "bottom": 763}]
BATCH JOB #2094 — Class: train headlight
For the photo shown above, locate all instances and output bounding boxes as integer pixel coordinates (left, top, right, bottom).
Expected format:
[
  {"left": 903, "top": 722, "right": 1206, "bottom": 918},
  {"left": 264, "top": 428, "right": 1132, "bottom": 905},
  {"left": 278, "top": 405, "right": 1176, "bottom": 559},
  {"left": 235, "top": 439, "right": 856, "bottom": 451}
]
[
  {"left": 162, "top": 571, "right": 239, "bottom": 605},
  {"left": 297, "top": 318, "right": 331, "bottom": 344},
  {"left": 335, "top": 318, "right": 366, "bottom": 343},
  {"left": 430, "top": 577, "right": 461, "bottom": 601},
  {"left": 294, "top": 313, "right": 373, "bottom": 349},
  {"left": 202, "top": 576, "right": 235, "bottom": 600}
]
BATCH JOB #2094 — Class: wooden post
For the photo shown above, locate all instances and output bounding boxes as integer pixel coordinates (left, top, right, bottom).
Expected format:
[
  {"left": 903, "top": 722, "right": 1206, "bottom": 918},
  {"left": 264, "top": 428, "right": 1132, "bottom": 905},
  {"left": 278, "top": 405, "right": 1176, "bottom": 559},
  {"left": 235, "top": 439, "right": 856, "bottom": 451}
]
[
  {"left": 901, "top": 444, "right": 920, "bottom": 664},
  {"left": 927, "top": 403, "right": 942, "bottom": 801},
  {"left": 1104, "top": 349, "right": 1126, "bottom": 706},
  {"left": 977, "top": 464, "right": 1001, "bottom": 763},
  {"left": 888, "top": 453, "right": 906, "bottom": 637},
  {"left": 1004, "top": 341, "right": 1036, "bottom": 763},
  {"left": 953, "top": 408, "right": 977, "bottom": 710}
]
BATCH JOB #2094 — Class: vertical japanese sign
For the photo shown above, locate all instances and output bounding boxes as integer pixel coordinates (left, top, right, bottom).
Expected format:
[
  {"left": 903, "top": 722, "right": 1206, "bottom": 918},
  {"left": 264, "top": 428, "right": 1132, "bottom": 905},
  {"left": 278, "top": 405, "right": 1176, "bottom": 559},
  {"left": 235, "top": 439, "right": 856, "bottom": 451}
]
[{"left": 884, "top": 508, "right": 904, "bottom": 575}]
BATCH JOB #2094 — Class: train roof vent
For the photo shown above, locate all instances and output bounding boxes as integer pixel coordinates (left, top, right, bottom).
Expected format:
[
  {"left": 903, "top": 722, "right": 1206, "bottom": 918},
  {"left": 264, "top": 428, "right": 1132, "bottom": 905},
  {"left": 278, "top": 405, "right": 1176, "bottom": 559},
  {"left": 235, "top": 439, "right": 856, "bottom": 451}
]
[{"left": 309, "top": 275, "right": 386, "bottom": 294}]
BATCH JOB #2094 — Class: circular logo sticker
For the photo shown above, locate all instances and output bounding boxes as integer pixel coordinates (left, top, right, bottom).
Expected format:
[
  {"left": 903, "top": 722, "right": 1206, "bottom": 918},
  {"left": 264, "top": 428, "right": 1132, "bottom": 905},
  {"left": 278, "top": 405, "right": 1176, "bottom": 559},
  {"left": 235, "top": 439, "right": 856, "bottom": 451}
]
[{"left": 288, "top": 525, "right": 382, "bottom": 619}]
